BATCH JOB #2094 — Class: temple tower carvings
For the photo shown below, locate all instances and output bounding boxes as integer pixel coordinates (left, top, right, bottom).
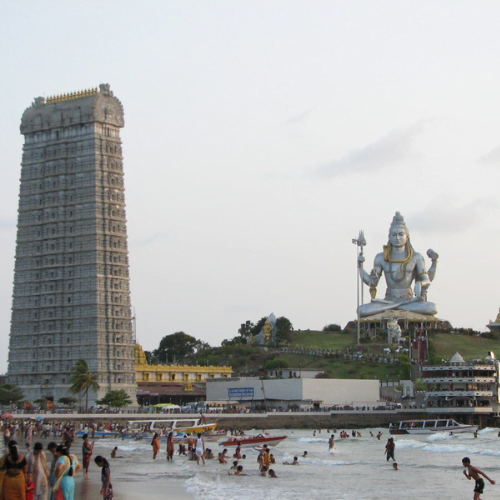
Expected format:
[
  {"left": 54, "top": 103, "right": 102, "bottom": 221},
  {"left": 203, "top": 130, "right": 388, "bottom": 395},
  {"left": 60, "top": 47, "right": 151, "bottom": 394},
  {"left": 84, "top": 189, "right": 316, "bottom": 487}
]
[{"left": 7, "top": 84, "right": 136, "bottom": 406}]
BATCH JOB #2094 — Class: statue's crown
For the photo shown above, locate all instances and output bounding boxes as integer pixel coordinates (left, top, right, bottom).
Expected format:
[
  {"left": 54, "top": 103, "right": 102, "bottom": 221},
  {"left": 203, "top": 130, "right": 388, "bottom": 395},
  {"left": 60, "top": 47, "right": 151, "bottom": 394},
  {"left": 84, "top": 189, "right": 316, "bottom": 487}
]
[{"left": 390, "top": 211, "right": 407, "bottom": 229}]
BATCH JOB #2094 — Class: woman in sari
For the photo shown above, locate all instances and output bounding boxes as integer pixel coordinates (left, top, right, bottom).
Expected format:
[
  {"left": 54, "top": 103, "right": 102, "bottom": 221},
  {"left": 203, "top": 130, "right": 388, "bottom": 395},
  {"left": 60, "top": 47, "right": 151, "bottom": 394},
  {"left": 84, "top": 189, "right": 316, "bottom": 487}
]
[
  {"left": 166, "top": 432, "right": 174, "bottom": 461},
  {"left": 27, "top": 442, "right": 49, "bottom": 500},
  {"left": 1, "top": 440, "right": 28, "bottom": 500},
  {"left": 53, "top": 446, "right": 80, "bottom": 500},
  {"left": 151, "top": 434, "right": 160, "bottom": 460},
  {"left": 80, "top": 435, "right": 94, "bottom": 478}
]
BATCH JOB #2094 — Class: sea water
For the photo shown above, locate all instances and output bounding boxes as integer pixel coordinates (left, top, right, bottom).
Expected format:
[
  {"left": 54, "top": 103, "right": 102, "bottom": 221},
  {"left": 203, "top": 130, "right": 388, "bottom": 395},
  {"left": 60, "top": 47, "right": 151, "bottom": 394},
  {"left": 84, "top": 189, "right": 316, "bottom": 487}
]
[{"left": 95, "top": 427, "right": 500, "bottom": 500}]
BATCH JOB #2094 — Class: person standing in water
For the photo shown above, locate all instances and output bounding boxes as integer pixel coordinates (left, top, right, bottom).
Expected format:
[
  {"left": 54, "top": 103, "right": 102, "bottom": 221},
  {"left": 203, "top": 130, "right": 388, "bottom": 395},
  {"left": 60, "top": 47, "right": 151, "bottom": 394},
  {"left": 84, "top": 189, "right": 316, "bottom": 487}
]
[
  {"left": 95, "top": 455, "right": 113, "bottom": 500},
  {"left": 195, "top": 433, "right": 205, "bottom": 465},
  {"left": 151, "top": 433, "right": 160, "bottom": 460},
  {"left": 328, "top": 435, "right": 335, "bottom": 450},
  {"left": 385, "top": 438, "right": 395, "bottom": 461},
  {"left": 166, "top": 432, "right": 174, "bottom": 461},
  {"left": 81, "top": 434, "right": 94, "bottom": 478},
  {"left": 462, "top": 457, "right": 495, "bottom": 500}
]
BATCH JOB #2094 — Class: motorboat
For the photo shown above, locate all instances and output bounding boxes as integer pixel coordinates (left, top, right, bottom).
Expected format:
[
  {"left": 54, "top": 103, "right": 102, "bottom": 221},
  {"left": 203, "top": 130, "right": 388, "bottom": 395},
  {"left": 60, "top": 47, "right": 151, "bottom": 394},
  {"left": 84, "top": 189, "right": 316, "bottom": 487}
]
[
  {"left": 75, "top": 430, "right": 118, "bottom": 439},
  {"left": 389, "top": 419, "right": 477, "bottom": 435},
  {"left": 172, "top": 429, "right": 227, "bottom": 444},
  {"left": 127, "top": 418, "right": 217, "bottom": 439},
  {"left": 219, "top": 434, "right": 287, "bottom": 448}
]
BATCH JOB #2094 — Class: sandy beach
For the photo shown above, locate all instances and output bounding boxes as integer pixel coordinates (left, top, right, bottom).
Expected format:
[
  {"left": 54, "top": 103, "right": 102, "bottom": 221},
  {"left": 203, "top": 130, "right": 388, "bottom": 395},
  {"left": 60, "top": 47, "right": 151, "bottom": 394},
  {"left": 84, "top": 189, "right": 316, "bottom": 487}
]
[{"left": 73, "top": 439, "right": 196, "bottom": 500}]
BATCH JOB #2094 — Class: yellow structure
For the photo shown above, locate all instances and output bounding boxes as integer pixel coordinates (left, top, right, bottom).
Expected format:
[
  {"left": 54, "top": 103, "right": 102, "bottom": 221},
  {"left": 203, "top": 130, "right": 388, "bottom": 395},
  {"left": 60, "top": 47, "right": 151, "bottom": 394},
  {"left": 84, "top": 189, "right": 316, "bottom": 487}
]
[
  {"left": 134, "top": 344, "right": 233, "bottom": 385},
  {"left": 46, "top": 88, "right": 99, "bottom": 104}
]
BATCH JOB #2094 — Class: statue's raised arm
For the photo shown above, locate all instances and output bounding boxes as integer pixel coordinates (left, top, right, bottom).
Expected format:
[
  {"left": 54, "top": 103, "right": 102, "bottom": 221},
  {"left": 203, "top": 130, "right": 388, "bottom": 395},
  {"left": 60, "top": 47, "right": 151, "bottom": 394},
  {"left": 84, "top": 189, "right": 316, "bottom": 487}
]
[{"left": 357, "top": 212, "right": 438, "bottom": 318}]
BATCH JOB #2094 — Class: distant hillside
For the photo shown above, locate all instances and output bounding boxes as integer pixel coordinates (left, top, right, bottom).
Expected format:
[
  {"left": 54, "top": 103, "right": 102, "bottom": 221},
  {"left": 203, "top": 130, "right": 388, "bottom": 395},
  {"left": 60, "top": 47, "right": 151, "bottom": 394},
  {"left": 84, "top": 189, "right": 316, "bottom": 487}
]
[
  {"left": 431, "top": 332, "right": 500, "bottom": 361},
  {"left": 187, "top": 329, "right": 499, "bottom": 380}
]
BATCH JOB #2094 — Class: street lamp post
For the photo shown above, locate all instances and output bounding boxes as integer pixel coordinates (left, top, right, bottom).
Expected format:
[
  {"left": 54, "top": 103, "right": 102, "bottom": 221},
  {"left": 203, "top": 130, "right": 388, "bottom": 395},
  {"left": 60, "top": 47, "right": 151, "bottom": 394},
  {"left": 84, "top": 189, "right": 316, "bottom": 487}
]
[{"left": 352, "top": 230, "right": 366, "bottom": 346}]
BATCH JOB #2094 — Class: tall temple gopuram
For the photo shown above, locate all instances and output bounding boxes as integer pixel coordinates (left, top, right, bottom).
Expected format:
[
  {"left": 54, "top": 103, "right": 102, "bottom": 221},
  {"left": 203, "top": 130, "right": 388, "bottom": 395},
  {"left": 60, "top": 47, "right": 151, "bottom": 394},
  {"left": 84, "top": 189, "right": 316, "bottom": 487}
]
[{"left": 7, "top": 84, "right": 136, "bottom": 406}]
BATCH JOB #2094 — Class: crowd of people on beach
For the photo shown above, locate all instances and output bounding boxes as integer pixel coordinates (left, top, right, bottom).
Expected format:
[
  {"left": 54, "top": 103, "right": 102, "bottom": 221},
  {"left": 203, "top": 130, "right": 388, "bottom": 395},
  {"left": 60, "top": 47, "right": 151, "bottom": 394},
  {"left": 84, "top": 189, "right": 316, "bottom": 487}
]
[
  {"left": 0, "top": 419, "right": 114, "bottom": 500},
  {"left": 2, "top": 419, "right": 498, "bottom": 500}
]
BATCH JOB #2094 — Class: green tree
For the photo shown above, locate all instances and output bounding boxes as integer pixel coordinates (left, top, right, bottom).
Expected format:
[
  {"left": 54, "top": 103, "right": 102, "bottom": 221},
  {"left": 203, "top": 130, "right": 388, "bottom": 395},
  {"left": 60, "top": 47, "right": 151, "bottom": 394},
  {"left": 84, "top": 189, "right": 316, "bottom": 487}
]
[
  {"left": 34, "top": 398, "right": 48, "bottom": 410},
  {"left": 153, "top": 332, "right": 201, "bottom": 363},
  {"left": 413, "top": 378, "right": 425, "bottom": 391},
  {"left": 144, "top": 350, "right": 157, "bottom": 364},
  {"left": 263, "top": 358, "right": 290, "bottom": 370},
  {"left": 69, "top": 359, "right": 100, "bottom": 410},
  {"left": 397, "top": 354, "right": 412, "bottom": 380},
  {"left": 238, "top": 320, "right": 254, "bottom": 338},
  {"left": 0, "top": 384, "right": 25, "bottom": 407},
  {"left": 96, "top": 389, "right": 133, "bottom": 409},
  {"left": 57, "top": 397, "right": 77, "bottom": 408},
  {"left": 275, "top": 316, "right": 294, "bottom": 343},
  {"left": 221, "top": 336, "right": 246, "bottom": 346},
  {"left": 323, "top": 324, "right": 342, "bottom": 332},
  {"left": 251, "top": 317, "right": 267, "bottom": 336}
]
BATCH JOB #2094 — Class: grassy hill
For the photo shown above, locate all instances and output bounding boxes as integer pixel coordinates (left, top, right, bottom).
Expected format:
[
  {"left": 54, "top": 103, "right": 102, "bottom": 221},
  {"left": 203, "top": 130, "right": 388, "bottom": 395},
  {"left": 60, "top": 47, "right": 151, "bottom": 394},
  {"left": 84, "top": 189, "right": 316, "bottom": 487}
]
[
  {"left": 188, "top": 329, "right": 500, "bottom": 380},
  {"left": 431, "top": 332, "right": 499, "bottom": 360}
]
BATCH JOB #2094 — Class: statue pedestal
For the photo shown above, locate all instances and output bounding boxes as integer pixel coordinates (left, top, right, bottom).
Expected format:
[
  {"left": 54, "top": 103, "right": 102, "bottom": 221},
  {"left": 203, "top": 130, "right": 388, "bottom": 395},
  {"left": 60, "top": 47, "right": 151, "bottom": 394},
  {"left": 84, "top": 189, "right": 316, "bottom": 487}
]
[{"left": 345, "top": 310, "right": 452, "bottom": 334}]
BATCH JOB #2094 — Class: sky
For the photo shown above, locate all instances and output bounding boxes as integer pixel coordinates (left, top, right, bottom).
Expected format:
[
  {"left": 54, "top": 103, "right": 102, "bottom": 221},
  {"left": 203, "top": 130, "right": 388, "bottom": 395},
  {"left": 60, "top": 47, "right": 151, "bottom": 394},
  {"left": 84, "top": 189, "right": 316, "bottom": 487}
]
[{"left": 1, "top": 1, "right": 500, "bottom": 374}]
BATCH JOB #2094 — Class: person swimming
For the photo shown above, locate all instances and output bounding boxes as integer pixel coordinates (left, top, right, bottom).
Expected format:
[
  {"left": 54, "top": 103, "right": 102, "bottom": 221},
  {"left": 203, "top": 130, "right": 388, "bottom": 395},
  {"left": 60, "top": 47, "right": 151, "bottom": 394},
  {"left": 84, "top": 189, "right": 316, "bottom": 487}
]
[
  {"left": 228, "top": 465, "right": 246, "bottom": 476},
  {"left": 283, "top": 456, "right": 299, "bottom": 465}
]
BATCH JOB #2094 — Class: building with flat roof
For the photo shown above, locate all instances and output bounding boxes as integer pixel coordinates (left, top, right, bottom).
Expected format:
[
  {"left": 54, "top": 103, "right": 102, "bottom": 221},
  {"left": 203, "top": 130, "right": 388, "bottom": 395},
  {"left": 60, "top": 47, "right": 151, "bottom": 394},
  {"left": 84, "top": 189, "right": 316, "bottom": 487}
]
[
  {"left": 421, "top": 352, "right": 499, "bottom": 415},
  {"left": 206, "top": 377, "right": 380, "bottom": 409},
  {"left": 7, "top": 85, "right": 136, "bottom": 406}
]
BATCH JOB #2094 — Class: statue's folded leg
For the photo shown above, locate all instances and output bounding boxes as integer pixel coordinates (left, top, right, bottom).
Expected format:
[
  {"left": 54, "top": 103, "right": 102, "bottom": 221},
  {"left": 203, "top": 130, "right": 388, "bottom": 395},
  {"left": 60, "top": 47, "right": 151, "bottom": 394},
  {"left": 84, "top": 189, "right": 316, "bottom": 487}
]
[
  {"left": 398, "top": 301, "right": 437, "bottom": 315},
  {"left": 358, "top": 298, "right": 426, "bottom": 317},
  {"left": 358, "top": 301, "right": 395, "bottom": 317}
]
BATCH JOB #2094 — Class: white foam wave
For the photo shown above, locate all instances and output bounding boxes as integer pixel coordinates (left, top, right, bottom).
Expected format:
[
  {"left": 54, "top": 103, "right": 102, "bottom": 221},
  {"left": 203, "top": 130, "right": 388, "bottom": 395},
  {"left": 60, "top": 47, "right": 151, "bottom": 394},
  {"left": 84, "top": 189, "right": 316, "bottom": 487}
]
[
  {"left": 393, "top": 439, "right": 426, "bottom": 450},
  {"left": 426, "top": 432, "right": 452, "bottom": 441},
  {"left": 479, "top": 427, "right": 498, "bottom": 435},
  {"left": 297, "top": 437, "right": 328, "bottom": 443}
]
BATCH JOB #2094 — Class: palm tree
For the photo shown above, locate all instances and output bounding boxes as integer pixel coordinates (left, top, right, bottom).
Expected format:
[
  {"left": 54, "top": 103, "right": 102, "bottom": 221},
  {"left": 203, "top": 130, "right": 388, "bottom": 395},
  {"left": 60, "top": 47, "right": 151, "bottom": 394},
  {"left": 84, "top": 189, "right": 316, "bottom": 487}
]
[{"left": 69, "top": 359, "right": 100, "bottom": 411}]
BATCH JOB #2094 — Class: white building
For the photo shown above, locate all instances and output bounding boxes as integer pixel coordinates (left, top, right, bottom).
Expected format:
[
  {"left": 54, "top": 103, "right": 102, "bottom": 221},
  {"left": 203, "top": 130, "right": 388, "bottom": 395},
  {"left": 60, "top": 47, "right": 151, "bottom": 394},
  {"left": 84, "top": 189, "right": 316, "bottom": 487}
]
[
  {"left": 422, "top": 352, "right": 499, "bottom": 415},
  {"left": 206, "top": 377, "right": 380, "bottom": 408}
]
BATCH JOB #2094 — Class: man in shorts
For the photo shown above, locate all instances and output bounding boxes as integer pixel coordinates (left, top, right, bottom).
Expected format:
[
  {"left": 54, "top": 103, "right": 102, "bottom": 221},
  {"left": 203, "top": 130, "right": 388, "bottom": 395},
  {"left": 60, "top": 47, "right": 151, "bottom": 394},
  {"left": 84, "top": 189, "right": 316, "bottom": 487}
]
[{"left": 462, "top": 457, "right": 495, "bottom": 499}]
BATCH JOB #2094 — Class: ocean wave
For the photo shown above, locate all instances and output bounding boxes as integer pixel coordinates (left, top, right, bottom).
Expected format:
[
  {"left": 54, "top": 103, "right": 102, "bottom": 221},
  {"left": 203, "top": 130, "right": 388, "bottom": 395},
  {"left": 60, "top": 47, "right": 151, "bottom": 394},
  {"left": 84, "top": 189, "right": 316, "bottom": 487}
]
[
  {"left": 426, "top": 432, "right": 456, "bottom": 442},
  {"left": 393, "top": 439, "right": 426, "bottom": 450},
  {"left": 478, "top": 427, "right": 498, "bottom": 435},
  {"left": 297, "top": 437, "right": 328, "bottom": 443},
  {"left": 185, "top": 473, "right": 289, "bottom": 500}
]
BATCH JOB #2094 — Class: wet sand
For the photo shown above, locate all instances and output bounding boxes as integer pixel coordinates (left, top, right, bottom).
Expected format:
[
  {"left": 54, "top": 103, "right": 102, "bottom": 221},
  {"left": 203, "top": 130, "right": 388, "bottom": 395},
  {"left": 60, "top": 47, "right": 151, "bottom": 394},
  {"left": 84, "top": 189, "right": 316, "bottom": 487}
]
[
  {"left": 73, "top": 439, "right": 196, "bottom": 500},
  {"left": 75, "top": 473, "right": 194, "bottom": 500}
]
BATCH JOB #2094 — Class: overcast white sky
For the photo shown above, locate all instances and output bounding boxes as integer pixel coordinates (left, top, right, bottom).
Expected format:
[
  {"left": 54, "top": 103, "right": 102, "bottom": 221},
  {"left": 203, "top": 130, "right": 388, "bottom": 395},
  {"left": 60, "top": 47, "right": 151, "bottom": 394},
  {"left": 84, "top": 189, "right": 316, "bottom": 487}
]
[{"left": 1, "top": 1, "right": 500, "bottom": 373}]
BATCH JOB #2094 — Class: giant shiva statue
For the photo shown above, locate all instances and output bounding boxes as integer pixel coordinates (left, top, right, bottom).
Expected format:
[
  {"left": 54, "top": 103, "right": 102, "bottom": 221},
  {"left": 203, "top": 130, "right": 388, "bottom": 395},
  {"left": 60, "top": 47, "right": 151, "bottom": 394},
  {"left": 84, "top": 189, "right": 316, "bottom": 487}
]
[{"left": 357, "top": 212, "right": 438, "bottom": 317}]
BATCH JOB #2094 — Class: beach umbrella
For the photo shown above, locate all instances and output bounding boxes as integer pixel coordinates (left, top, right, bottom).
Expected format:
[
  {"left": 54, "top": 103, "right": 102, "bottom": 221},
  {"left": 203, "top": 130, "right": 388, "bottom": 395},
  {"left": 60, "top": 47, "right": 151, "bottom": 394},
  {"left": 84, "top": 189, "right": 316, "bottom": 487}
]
[{"left": 1, "top": 413, "right": 13, "bottom": 419}]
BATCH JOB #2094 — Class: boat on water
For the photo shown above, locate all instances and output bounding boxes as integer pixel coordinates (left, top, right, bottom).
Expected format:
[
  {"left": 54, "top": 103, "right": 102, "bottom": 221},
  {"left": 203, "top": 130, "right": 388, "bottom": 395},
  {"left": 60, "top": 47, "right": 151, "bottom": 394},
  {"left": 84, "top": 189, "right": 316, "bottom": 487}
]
[
  {"left": 75, "top": 430, "right": 118, "bottom": 439},
  {"left": 172, "top": 429, "right": 227, "bottom": 444},
  {"left": 389, "top": 419, "right": 477, "bottom": 435},
  {"left": 127, "top": 418, "right": 217, "bottom": 439},
  {"left": 219, "top": 434, "right": 288, "bottom": 448}
]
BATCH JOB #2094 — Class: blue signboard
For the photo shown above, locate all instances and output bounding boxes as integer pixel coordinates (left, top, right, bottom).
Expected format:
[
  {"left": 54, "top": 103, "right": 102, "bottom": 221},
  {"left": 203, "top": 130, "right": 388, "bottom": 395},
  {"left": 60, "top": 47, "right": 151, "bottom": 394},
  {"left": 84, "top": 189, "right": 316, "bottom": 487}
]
[{"left": 228, "top": 387, "right": 254, "bottom": 399}]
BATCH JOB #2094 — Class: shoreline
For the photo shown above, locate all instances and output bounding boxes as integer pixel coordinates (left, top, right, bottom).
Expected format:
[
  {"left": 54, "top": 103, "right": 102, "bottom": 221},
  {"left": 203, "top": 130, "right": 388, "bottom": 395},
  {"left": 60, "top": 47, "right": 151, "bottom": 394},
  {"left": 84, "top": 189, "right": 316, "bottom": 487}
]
[{"left": 2, "top": 409, "right": 487, "bottom": 433}]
